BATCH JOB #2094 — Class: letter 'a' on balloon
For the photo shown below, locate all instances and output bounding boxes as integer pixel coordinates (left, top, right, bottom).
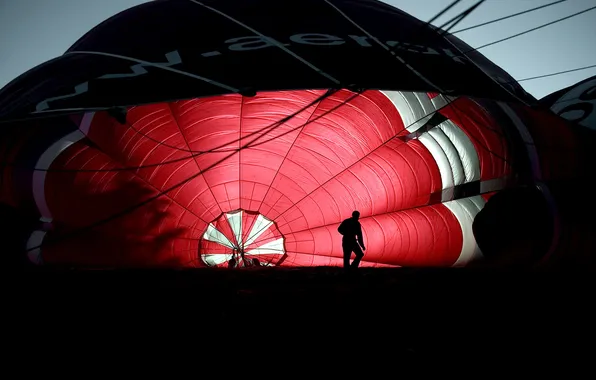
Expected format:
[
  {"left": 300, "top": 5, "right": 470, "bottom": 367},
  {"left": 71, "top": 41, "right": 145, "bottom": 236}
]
[{"left": 1, "top": 0, "right": 594, "bottom": 269}]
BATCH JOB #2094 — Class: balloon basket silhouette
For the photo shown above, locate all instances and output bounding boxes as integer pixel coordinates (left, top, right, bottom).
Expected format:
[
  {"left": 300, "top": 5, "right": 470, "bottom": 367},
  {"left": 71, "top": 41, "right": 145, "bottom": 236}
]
[{"left": 227, "top": 248, "right": 261, "bottom": 269}]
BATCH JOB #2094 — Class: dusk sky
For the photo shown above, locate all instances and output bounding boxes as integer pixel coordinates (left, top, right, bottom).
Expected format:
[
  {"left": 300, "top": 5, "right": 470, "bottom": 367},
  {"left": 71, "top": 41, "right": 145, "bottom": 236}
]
[{"left": 1, "top": 0, "right": 595, "bottom": 98}]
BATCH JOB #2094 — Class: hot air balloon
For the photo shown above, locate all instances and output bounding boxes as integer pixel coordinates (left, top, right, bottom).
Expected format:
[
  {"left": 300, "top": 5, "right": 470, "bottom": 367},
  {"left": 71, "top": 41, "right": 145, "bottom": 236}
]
[
  {"left": 532, "top": 75, "right": 596, "bottom": 268},
  {"left": 1, "top": 0, "right": 593, "bottom": 269},
  {"left": 540, "top": 75, "right": 595, "bottom": 131}
]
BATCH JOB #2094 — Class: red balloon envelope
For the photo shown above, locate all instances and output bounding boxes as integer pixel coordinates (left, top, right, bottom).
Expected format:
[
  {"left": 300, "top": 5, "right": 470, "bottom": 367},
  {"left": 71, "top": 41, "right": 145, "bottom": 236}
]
[
  {"left": 2, "top": 1, "right": 594, "bottom": 269},
  {"left": 15, "top": 89, "right": 515, "bottom": 268}
]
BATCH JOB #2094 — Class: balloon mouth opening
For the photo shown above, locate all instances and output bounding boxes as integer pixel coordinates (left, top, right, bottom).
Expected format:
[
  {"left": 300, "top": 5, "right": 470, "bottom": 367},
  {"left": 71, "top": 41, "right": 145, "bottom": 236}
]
[{"left": 199, "top": 209, "right": 286, "bottom": 268}]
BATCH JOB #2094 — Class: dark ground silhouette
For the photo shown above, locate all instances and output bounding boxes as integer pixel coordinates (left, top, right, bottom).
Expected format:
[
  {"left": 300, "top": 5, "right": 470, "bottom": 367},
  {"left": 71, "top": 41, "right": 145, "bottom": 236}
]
[
  {"left": 0, "top": 202, "right": 36, "bottom": 268},
  {"left": 7, "top": 186, "right": 596, "bottom": 367},
  {"left": 11, "top": 265, "right": 595, "bottom": 368}
]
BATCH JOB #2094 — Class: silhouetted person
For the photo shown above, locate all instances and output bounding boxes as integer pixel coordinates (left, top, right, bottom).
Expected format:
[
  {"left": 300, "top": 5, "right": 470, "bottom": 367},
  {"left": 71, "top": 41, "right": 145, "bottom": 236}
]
[{"left": 338, "top": 211, "right": 366, "bottom": 270}]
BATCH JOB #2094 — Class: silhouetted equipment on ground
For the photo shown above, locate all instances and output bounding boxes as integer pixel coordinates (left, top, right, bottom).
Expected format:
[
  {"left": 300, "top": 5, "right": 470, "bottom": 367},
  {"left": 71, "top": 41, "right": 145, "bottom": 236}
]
[{"left": 472, "top": 186, "right": 552, "bottom": 268}]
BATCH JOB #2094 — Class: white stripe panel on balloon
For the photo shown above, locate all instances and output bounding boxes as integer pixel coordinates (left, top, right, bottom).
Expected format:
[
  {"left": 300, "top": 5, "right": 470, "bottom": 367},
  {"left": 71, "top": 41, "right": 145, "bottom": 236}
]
[
  {"left": 382, "top": 91, "right": 480, "bottom": 196},
  {"left": 226, "top": 211, "right": 243, "bottom": 246},
  {"left": 29, "top": 129, "right": 87, "bottom": 265},
  {"left": 245, "top": 214, "right": 274, "bottom": 247},
  {"left": 381, "top": 91, "right": 437, "bottom": 133},
  {"left": 443, "top": 195, "right": 485, "bottom": 267},
  {"left": 79, "top": 112, "right": 95, "bottom": 136},
  {"left": 437, "top": 119, "right": 480, "bottom": 183},
  {"left": 32, "top": 130, "right": 86, "bottom": 221},
  {"left": 202, "top": 253, "right": 233, "bottom": 266},
  {"left": 245, "top": 238, "right": 284, "bottom": 256},
  {"left": 202, "top": 223, "right": 235, "bottom": 248}
]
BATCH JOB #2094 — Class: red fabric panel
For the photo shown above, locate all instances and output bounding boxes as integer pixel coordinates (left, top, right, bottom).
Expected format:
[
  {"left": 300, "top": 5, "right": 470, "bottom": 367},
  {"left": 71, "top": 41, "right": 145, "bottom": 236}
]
[
  {"left": 46, "top": 141, "right": 206, "bottom": 233},
  {"left": 507, "top": 106, "right": 595, "bottom": 266},
  {"left": 236, "top": 90, "right": 327, "bottom": 211},
  {"left": 273, "top": 139, "right": 441, "bottom": 234},
  {"left": 283, "top": 204, "right": 462, "bottom": 267},
  {"left": 511, "top": 104, "right": 583, "bottom": 181},
  {"left": 42, "top": 141, "right": 204, "bottom": 266},
  {"left": 168, "top": 96, "right": 242, "bottom": 211},
  {"left": 43, "top": 233, "right": 202, "bottom": 268},
  {"left": 86, "top": 107, "right": 223, "bottom": 223},
  {"left": 255, "top": 90, "right": 407, "bottom": 217},
  {"left": 37, "top": 89, "right": 475, "bottom": 267},
  {"left": 482, "top": 192, "right": 496, "bottom": 202}
]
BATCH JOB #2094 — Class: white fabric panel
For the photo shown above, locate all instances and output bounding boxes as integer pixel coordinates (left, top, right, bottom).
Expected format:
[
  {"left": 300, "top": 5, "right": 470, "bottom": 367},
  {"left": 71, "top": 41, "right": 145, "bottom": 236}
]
[
  {"left": 26, "top": 230, "right": 46, "bottom": 265},
  {"left": 244, "top": 214, "right": 273, "bottom": 247},
  {"left": 470, "top": 195, "right": 485, "bottom": 211},
  {"left": 430, "top": 94, "right": 481, "bottom": 185},
  {"left": 32, "top": 130, "right": 86, "bottom": 221},
  {"left": 382, "top": 91, "right": 481, "bottom": 192},
  {"left": 79, "top": 112, "right": 95, "bottom": 135},
  {"left": 381, "top": 91, "right": 436, "bottom": 132},
  {"left": 443, "top": 196, "right": 486, "bottom": 267},
  {"left": 438, "top": 120, "right": 481, "bottom": 183},
  {"left": 226, "top": 211, "right": 243, "bottom": 246},
  {"left": 412, "top": 92, "right": 439, "bottom": 130},
  {"left": 203, "top": 223, "right": 235, "bottom": 248},
  {"left": 430, "top": 94, "right": 456, "bottom": 110},
  {"left": 440, "top": 187, "right": 456, "bottom": 203},
  {"left": 428, "top": 128, "right": 464, "bottom": 186},
  {"left": 202, "top": 253, "right": 233, "bottom": 266},
  {"left": 245, "top": 238, "right": 285, "bottom": 256},
  {"left": 419, "top": 134, "right": 454, "bottom": 189}
]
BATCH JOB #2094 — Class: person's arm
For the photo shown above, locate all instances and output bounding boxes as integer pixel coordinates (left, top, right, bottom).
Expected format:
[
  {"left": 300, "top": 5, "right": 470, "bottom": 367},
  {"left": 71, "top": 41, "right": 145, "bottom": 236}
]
[{"left": 357, "top": 224, "right": 365, "bottom": 250}]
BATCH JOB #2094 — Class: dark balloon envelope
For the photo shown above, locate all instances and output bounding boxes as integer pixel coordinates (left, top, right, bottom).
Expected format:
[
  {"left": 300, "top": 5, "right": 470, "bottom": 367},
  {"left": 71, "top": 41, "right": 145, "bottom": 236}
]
[
  {"left": 540, "top": 75, "right": 596, "bottom": 132},
  {"left": 0, "top": 0, "right": 593, "bottom": 269},
  {"left": 0, "top": 0, "right": 533, "bottom": 122}
]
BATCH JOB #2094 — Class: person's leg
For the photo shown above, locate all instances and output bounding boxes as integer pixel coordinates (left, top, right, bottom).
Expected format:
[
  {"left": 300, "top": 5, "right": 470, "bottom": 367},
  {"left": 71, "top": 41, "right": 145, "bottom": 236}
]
[
  {"left": 350, "top": 245, "right": 364, "bottom": 269},
  {"left": 342, "top": 244, "right": 352, "bottom": 270}
]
